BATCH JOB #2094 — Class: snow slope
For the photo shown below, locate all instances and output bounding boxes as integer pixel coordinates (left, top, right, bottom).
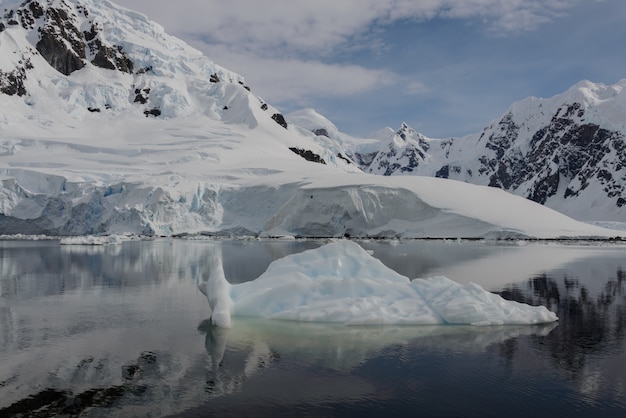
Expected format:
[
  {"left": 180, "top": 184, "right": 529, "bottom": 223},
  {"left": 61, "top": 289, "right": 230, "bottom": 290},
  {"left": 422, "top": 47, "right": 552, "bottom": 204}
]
[{"left": 0, "top": 0, "right": 622, "bottom": 239}]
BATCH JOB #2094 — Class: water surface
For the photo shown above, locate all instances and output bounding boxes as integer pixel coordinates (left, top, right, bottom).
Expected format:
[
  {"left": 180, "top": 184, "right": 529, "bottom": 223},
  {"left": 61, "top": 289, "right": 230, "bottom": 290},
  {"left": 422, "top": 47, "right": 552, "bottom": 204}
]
[{"left": 0, "top": 239, "right": 625, "bottom": 417}]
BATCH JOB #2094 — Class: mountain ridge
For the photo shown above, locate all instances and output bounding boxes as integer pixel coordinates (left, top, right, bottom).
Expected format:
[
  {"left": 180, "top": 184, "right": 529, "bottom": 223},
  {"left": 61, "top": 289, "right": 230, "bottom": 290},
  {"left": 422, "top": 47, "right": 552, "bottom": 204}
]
[
  {"left": 0, "top": 0, "right": 621, "bottom": 238},
  {"left": 294, "top": 79, "right": 626, "bottom": 222}
]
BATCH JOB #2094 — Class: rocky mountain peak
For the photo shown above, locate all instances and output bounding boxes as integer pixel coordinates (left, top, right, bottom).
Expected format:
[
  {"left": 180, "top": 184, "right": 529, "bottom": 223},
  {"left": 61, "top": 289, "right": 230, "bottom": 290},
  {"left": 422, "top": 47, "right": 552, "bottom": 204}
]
[
  {"left": 396, "top": 122, "right": 430, "bottom": 150},
  {"left": 354, "top": 122, "right": 432, "bottom": 176},
  {"left": 345, "top": 80, "right": 626, "bottom": 220},
  {"left": 472, "top": 97, "right": 625, "bottom": 211},
  {"left": 0, "top": 0, "right": 297, "bottom": 131},
  {"left": 397, "top": 122, "right": 411, "bottom": 136},
  {"left": 2, "top": 0, "right": 133, "bottom": 78}
]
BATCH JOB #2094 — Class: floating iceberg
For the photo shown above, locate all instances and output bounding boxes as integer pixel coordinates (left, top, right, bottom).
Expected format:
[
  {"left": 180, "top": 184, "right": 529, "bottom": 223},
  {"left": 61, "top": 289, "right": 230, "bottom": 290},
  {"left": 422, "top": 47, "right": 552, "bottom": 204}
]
[
  {"left": 200, "top": 240, "right": 558, "bottom": 327},
  {"left": 59, "top": 235, "right": 129, "bottom": 245}
]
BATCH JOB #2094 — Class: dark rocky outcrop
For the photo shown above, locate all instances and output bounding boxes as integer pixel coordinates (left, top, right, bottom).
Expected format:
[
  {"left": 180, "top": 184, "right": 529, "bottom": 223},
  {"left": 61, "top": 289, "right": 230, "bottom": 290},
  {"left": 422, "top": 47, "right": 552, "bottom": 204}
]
[
  {"left": 144, "top": 107, "right": 161, "bottom": 117},
  {"left": 91, "top": 41, "right": 134, "bottom": 73},
  {"left": 271, "top": 113, "right": 288, "bottom": 129},
  {"left": 0, "top": 67, "right": 27, "bottom": 96},
  {"left": 35, "top": 5, "right": 86, "bottom": 75},
  {"left": 313, "top": 128, "right": 329, "bottom": 137},
  {"left": 479, "top": 104, "right": 625, "bottom": 206},
  {"left": 134, "top": 88, "right": 150, "bottom": 104},
  {"left": 289, "top": 147, "right": 326, "bottom": 164},
  {"left": 337, "top": 153, "right": 352, "bottom": 164},
  {"left": 86, "top": 21, "right": 134, "bottom": 74},
  {"left": 0, "top": 54, "right": 33, "bottom": 96},
  {"left": 435, "top": 165, "right": 449, "bottom": 179},
  {"left": 0, "top": 1, "right": 135, "bottom": 76}
]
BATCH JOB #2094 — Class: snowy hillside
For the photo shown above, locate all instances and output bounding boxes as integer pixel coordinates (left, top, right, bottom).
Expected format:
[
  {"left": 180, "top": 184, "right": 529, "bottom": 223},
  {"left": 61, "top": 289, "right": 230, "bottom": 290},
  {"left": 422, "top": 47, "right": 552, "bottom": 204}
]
[
  {"left": 0, "top": 0, "right": 621, "bottom": 239},
  {"left": 316, "top": 80, "right": 626, "bottom": 222}
]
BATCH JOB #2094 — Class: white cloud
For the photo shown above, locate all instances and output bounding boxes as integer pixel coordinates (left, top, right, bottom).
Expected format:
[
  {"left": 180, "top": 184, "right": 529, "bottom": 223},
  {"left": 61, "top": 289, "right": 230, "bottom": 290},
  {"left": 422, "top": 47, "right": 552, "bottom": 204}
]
[
  {"left": 120, "top": 0, "right": 580, "bottom": 55},
  {"left": 405, "top": 81, "right": 429, "bottom": 95},
  {"left": 116, "top": 0, "right": 581, "bottom": 125},
  {"left": 187, "top": 42, "right": 396, "bottom": 105}
]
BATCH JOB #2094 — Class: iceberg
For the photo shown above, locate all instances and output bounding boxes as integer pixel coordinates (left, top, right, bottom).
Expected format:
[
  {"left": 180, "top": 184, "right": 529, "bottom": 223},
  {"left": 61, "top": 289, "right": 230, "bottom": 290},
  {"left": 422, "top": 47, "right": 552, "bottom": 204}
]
[
  {"left": 198, "top": 246, "right": 234, "bottom": 328},
  {"left": 200, "top": 240, "right": 558, "bottom": 327}
]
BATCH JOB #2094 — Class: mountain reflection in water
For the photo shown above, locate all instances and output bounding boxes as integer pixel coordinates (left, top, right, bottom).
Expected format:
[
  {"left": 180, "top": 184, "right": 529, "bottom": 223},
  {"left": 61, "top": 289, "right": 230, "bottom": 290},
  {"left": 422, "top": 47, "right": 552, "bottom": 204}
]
[
  {"left": 0, "top": 239, "right": 625, "bottom": 416},
  {"left": 498, "top": 265, "right": 626, "bottom": 393}
]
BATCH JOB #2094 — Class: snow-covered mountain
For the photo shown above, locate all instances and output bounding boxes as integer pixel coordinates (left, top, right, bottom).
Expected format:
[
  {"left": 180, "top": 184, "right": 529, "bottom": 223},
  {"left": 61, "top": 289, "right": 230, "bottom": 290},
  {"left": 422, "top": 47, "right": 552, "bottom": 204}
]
[
  {"left": 437, "top": 80, "right": 626, "bottom": 222},
  {"left": 361, "top": 123, "right": 432, "bottom": 176},
  {"left": 319, "top": 81, "right": 626, "bottom": 222},
  {"left": 0, "top": 0, "right": 621, "bottom": 239}
]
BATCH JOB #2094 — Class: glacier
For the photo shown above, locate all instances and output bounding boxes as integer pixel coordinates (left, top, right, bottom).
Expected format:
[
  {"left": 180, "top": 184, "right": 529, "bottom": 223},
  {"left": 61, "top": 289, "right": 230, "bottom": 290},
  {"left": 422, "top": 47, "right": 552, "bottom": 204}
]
[{"left": 200, "top": 240, "right": 558, "bottom": 327}]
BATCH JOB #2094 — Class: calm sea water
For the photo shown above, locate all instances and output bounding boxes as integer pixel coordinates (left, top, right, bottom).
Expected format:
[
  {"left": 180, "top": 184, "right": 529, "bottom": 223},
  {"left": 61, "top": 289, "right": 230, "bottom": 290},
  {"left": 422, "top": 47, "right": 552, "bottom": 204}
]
[{"left": 0, "top": 238, "right": 625, "bottom": 417}]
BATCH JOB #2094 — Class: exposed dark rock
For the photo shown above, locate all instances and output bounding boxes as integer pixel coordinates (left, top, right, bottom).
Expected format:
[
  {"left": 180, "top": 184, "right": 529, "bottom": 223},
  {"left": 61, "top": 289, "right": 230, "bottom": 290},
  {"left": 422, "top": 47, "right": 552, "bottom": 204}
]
[
  {"left": 87, "top": 107, "right": 100, "bottom": 112},
  {"left": 435, "top": 165, "right": 449, "bottom": 178},
  {"left": 289, "top": 147, "right": 326, "bottom": 164},
  {"left": 529, "top": 170, "right": 560, "bottom": 205},
  {"left": 15, "top": 0, "right": 44, "bottom": 29},
  {"left": 373, "top": 140, "right": 427, "bottom": 175},
  {"left": 353, "top": 151, "right": 377, "bottom": 168},
  {"left": 144, "top": 108, "right": 161, "bottom": 117},
  {"left": 0, "top": 66, "right": 27, "bottom": 96},
  {"left": 360, "top": 123, "right": 431, "bottom": 176},
  {"left": 83, "top": 23, "right": 98, "bottom": 41},
  {"left": 14, "top": 2, "right": 134, "bottom": 75},
  {"left": 313, "top": 128, "right": 329, "bottom": 137},
  {"left": 397, "top": 122, "right": 430, "bottom": 151},
  {"left": 28, "top": 1, "right": 45, "bottom": 19},
  {"left": 238, "top": 80, "right": 250, "bottom": 91},
  {"left": 35, "top": 6, "right": 86, "bottom": 75},
  {"left": 260, "top": 103, "right": 268, "bottom": 111},
  {"left": 85, "top": 22, "right": 134, "bottom": 73},
  {"left": 337, "top": 153, "right": 352, "bottom": 164},
  {"left": 136, "top": 66, "right": 152, "bottom": 74},
  {"left": 90, "top": 41, "right": 134, "bottom": 73},
  {"left": 133, "top": 87, "right": 150, "bottom": 104},
  {"left": 210, "top": 73, "right": 220, "bottom": 83},
  {"left": 271, "top": 113, "right": 288, "bottom": 129},
  {"left": 36, "top": 28, "right": 85, "bottom": 75}
]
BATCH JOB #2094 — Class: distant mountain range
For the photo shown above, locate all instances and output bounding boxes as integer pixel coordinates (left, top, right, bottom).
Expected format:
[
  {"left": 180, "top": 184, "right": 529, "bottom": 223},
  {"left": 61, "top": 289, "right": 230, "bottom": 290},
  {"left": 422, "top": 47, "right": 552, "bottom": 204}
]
[
  {"left": 290, "top": 79, "right": 626, "bottom": 222},
  {"left": 0, "top": 0, "right": 621, "bottom": 238}
]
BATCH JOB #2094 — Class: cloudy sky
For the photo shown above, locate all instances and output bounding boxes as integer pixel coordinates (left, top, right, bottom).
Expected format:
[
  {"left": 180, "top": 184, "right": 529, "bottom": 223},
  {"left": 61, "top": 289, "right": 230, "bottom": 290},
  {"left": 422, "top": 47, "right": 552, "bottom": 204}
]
[{"left": 119, "top": 0, "right": 626, "bottom": 138}]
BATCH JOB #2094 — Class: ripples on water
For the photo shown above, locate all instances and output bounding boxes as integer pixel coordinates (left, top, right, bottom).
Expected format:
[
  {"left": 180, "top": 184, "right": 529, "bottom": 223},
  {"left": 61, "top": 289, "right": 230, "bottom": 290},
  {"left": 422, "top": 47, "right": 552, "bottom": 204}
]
[{"left": 0, "top": 239, "right": 625, "bottom": 417}]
